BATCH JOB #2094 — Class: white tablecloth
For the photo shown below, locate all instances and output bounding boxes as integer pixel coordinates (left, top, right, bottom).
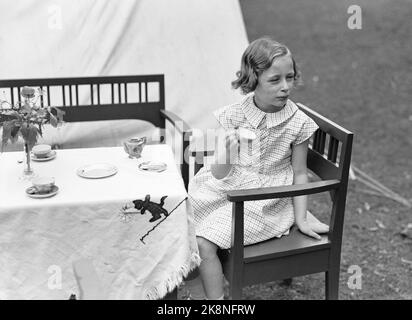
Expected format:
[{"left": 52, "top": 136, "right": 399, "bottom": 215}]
[{"left": 0, "top": 145, "right": 200, "bottom": 299}]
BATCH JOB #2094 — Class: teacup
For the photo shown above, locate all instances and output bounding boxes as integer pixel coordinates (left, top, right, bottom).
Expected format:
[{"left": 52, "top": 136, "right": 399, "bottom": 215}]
[
  {"left": 32, "top": 144, "right": 52, "bottom": 158},
  {"left": 32, "top": 176, "right": 55, "bottom": 194},
  {"left": 123, "top": 137, "right": 147, "bottom": 159}
]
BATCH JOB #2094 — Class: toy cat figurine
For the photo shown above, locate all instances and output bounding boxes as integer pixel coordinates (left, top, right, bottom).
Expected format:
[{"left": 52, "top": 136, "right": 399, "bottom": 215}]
[{"left": 121, "top": 194, "right": 169, "bottom": 222}]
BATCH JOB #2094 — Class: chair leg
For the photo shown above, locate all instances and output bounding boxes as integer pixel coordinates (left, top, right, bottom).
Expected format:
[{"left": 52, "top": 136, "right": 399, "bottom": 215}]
[
  {"left": 325, "top": 269, "right": 339, "bottom": 300},
  {"left": 227, "top": 260, "right": 243, "bottom": 299},
  {"left": 228, "top": 283, "right": 242, "bottom": 300}
]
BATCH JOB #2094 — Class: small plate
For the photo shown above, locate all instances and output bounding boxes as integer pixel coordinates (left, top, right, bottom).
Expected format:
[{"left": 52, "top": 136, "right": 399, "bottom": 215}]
[
  {"left": 138, "top": 161, "right": 167, "bottom": 172},
  {"left": 77, "top": 163, "right": 118, "bottom": 179},
  {"left": 31, "top": 150, "right": 57, "bottom": 162},
  {"left": 26, "top": 185, "right": 59, "bottom": 199}
]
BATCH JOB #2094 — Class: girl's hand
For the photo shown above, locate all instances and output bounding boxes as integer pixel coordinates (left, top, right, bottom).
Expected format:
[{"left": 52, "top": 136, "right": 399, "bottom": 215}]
[
  {"left": 296, "top": 220, "right": 329, "bottom": 240},
  {"left": 224, "top": 128, "right": 240, "bottom": 164}
]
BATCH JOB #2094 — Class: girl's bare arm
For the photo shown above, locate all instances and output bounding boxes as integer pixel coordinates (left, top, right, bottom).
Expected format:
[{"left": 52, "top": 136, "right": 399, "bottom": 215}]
[{"left": 291, "top": 140, "right": 323, "bottom": 240}]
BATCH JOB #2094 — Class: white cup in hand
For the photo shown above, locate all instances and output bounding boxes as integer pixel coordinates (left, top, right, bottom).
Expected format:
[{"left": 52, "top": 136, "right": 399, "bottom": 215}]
[{"left": 238, "top": 128, "right": 257, "bottom": 142}]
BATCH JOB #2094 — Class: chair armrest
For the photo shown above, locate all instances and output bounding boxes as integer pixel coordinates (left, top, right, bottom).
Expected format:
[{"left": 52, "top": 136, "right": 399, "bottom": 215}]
[
  {"left": 160, "top": 110, "right": 191, "bottom": 135},
  {"left": 226, "top": 179, "right": 341, "bottom": 202}
]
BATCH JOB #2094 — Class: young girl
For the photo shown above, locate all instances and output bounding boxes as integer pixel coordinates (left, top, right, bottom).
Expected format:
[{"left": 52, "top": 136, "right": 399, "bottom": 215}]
[{"left": 187, "top": 37, "right": 329, "bottom": 300}]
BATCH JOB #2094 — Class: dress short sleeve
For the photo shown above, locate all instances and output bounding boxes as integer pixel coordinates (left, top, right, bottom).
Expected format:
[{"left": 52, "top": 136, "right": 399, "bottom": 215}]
[
  {"left": 212, "top": 104, "right": 244, "bottom": 130},
  {"left": 292, "top": 114, "right": 319, "bottom": 146}
]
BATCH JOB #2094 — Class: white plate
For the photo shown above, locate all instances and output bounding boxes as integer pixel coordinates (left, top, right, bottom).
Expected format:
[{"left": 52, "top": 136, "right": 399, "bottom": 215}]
[
  {"left": 31, "top": 150, "right": 57, "bottom": 162},
  {"left": 26, "top": 185, "right": 59, "bottom": 199},
  {"left": 77, "top": 163, "right": 118, "bottom": 179}
]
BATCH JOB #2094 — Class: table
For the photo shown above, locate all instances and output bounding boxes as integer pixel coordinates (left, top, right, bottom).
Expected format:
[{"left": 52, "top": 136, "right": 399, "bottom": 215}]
[{"left": 0, "top": 145, "right": 199, "bottom": 299}]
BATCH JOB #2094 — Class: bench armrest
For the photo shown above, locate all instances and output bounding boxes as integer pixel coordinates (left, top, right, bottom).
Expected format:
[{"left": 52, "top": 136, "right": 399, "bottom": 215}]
[
  {"left": 226, "top": 179, "right": 341, "bottom": 202},
  {"left": 160, "top": 109, "right": 191, "bottom": 135}
]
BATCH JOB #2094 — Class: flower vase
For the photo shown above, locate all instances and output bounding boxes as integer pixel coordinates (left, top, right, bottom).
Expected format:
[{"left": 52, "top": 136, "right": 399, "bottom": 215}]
[{"left": 22, "top": 143, "right": 34, "bottom": 178}]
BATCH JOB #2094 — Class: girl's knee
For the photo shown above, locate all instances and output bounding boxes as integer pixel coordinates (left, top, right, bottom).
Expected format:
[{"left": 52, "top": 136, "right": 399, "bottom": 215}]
[{"left": 196, "top": 237, "right": 218, "bottom": 260}]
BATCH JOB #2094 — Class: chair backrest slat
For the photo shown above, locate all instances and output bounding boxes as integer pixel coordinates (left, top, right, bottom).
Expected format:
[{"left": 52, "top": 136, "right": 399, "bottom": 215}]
[
  {"left": 117, "top": 83, "right": 122, "bottom": 104},
  {"left": 90, "top": 84, "right": 94, "bottom": 105},
  {"left": 68, "top": 85, "right": 72, "bottom": 106},
  {"left": 62, "top": 85, "right": 66, "bottom": 106},
  {"left": 327, "top": 136, "right": 339, "bottom": 163},
  {"left": 111, "top": 83, "right": 114, "bottom": 104},
  {"left": 17, "top": 86, "right": 21, "bottom": 105},
  {"left": 313, "top": 129, "right": 326, "bottom": 155},
  {"left": 40, "top": 86, "right": 44, "bottom": 107},
  {"left": 97, "top": 84, "right": 100, "bottom": 106},
  {"left": 75, "top": 85, "right": 79, "bottom": 106},
  {"left": 47, "top": 86, "right": 51, "bottom": 106},
  {"left": 10, "top": 87, "right": 14, "bottom": 106}
]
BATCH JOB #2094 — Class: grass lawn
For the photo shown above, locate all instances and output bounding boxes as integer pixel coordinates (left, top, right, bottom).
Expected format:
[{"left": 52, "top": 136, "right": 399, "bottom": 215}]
[{"left": 236, "top": 0, "right": 412, "bottom": 299}]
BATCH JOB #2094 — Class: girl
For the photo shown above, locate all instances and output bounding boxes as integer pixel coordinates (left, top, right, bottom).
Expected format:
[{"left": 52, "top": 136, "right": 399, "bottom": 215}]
[{"left": 187, "top": 37, "right": 329, "bottom": 300}]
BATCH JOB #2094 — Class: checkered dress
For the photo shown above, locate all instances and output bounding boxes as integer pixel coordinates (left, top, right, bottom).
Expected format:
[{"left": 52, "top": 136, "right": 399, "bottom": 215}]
[{"left": 188, "top": 94, "right": 319, "bottom": 249}]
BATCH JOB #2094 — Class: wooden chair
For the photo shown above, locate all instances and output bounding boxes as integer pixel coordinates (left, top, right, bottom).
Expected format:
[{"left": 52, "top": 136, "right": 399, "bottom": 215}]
[
  {"left": 0, "top": 75, "right": 192, "bottom": 190},
  {"left": 190, "top": 102, "right": 353, "bottom": 300}
]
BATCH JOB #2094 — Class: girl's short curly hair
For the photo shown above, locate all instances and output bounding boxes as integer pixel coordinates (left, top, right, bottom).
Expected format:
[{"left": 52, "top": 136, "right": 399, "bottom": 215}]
[{"left": 231, "top": 37, "right": 301, "bottom": 94}]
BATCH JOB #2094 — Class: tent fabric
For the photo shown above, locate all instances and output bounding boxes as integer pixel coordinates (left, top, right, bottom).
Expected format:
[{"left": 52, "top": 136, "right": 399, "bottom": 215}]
[{"left": 0, "top": 0, "right": 249, "bottom": 151}]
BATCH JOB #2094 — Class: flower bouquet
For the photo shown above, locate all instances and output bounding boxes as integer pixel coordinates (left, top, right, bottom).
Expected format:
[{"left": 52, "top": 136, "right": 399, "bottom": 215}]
[{"left": 0, "top": 86, "right": 63, "bottom": 177}]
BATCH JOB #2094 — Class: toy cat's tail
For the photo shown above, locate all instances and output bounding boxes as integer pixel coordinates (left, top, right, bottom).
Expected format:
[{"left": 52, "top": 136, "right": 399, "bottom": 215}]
[{"left": 159, "top": 195, "right": 168, "bottom": 206}]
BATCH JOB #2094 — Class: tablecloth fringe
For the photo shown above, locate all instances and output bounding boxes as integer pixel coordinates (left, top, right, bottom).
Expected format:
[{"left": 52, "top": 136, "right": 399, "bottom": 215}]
[{"left": 145, "top": 251, "right": 201, "bottom": 300}]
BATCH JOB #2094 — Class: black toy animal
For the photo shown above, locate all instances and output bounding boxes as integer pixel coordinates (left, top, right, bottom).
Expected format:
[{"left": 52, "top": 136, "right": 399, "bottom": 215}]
[{"left": 132, "top": 195, "right": 169, "bottom": 222}]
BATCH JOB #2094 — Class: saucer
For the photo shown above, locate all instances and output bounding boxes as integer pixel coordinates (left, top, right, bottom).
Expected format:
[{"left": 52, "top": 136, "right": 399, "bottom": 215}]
[
  {"left": 26, "top": 185, "right": 59, "bottom": 199},
  {"left": 31, "top": 150, "right": 57, "bottom": 162},
  {"left": 138, "top": 161, "right": 167, "bottom": 173}
]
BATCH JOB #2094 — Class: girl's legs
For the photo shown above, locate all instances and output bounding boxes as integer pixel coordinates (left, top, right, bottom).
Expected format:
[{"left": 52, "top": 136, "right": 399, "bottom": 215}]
[
  {"left": 197, "top": 236, "right": 224, "bottom": 299},
  {"left": 184, "top": 268, "right": 206, "bottom": 300}
]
